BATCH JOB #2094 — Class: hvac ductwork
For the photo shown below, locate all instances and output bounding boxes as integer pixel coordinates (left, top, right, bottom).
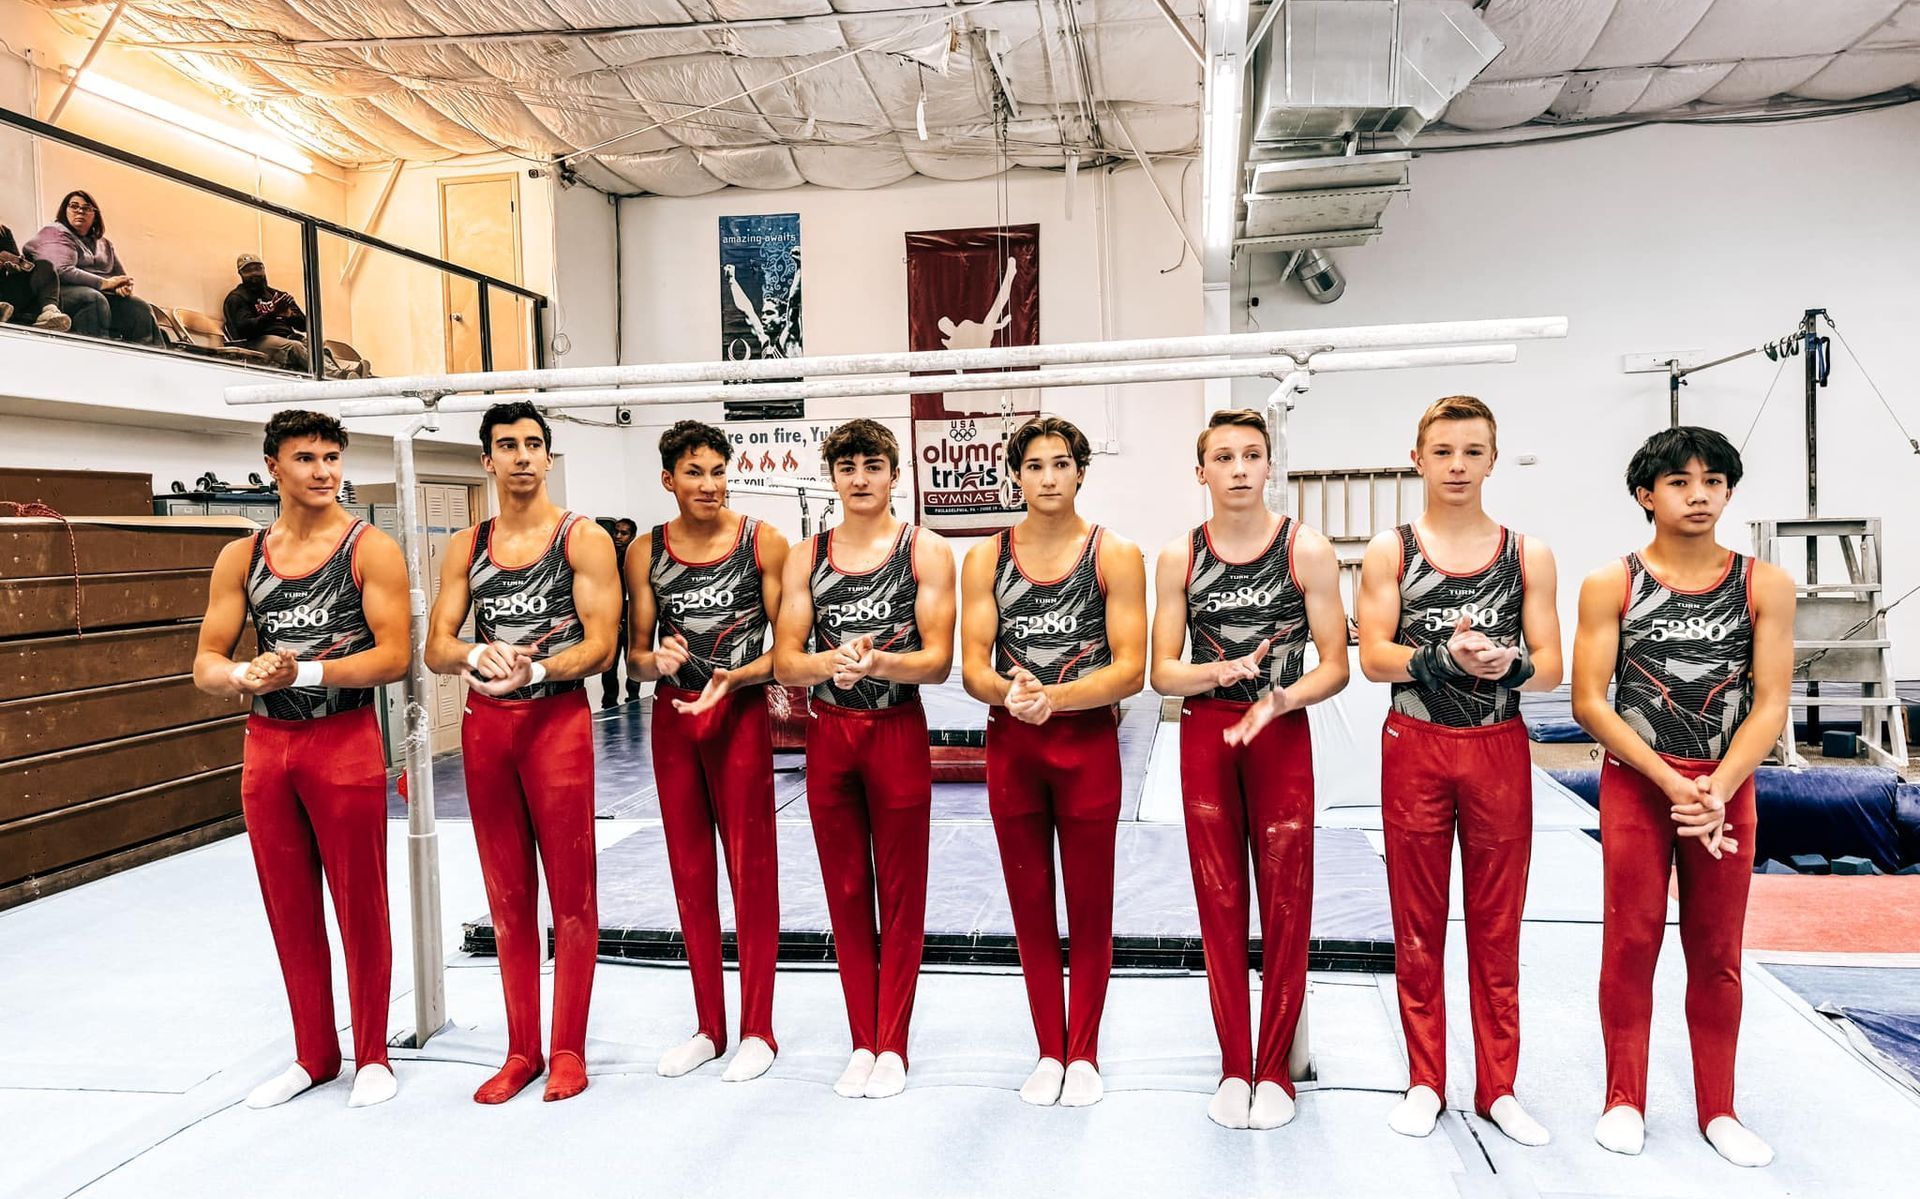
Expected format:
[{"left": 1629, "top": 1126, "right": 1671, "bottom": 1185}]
[{"left": 1239, "top": 1, "right": 1503, "bottom": 272}]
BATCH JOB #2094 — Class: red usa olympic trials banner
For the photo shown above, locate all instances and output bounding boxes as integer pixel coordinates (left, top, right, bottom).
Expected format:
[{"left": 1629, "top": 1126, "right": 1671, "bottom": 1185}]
[{"left": 905, "top": 224, "right": 1039, "bottom": 536}]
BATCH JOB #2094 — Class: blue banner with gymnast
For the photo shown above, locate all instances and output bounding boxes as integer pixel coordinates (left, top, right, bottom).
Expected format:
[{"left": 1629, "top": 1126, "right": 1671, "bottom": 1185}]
[{"left": 719, "top": 213, "right": 802, "bottom": 364}]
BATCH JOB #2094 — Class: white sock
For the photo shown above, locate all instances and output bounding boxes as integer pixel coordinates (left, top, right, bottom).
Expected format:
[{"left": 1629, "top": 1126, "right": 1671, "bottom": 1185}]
[
  {"left": 656, "top": 1033, "right": 718, "bottom": 1078},
  {"left": 721, "top": 1037, "right": 776, "bottom": 1083},
  {"left": 1387, "top": 1085, "right": 1443, "bottom": 1137},
  {"left": 347, "top": 1064, "right": 397, "bottom": 1108},
  {"left": 1249, "top": 1080, "right": 1296, "bottom": 1130},
  {"left": 1207, "top": 1078, "right": 1251, "bottom": 1129},
  {"left": 863, "top": 1051, "right": 907, "bottom": 1099},
  {"left": 246, "top": 1064, "right": 318, "bottom": 1109},
  {"left": 1704, "top": 1115, "right": 1774, "bottom": 1168},
  {"left": 1487, "top": 1094, "right": 1550, "bottom": 1146},
  {"left": 1058, "top": 1059, "right": 1103, "bottom": 1107},
  {"left": 834, "top": 1049, "right": 876, "bottom": 1098},
  {"left": 1594, "top": 1105, "right": 1645, "bottom": 1155},
  {"left": 1019, "top": 1057, "right": 1066, "bottom": 1106}
]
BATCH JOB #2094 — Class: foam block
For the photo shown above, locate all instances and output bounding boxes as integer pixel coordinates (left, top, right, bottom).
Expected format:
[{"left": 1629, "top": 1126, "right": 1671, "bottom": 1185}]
[
  {"left": 1758, "top": 859, "right": 1796, "bottom": 875},
  {"left": 1821, "top": 730, "right": 1860, "bottom": 759},
  {"left": 1830, "top": 855, "right": 1879, "bottom": 875},
  {"left": 1788, "top": 854, "right": 1832, "bottom": 875}
]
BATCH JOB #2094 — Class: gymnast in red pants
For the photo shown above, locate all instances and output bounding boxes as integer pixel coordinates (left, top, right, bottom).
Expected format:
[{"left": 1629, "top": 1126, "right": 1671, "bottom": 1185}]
[
  {"left": 1356, "top": 395, "right": 1563, "bottom": 1146},
  {"left": 427, "top": 402, "right": 621, "bottom": 1104},
  {"left": 1572, "top": 426, "right": 1792, "bottom": 1168},
  {"left": 1148, "top": 408, "right": 1350, "bottom": 1130},
  {"left": 194, "top": 409, "right": 411, "bottom": 1110},
  {"left": 628, "top": 420, "right": 791, "bottom": 1083},
  {"left": 775, "top": 418, "right": 955, "bottom": 1101},
  {"left": 961, "top": 416, "right": 1147, "bottom": 1109}
]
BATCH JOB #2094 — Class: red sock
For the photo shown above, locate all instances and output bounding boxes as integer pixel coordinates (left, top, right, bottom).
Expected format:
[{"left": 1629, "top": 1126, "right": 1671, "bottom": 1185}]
[
  {"left": 474, "top": 1053, "right": 543, "bottom": 1104},
  {"left": 543, "top": 1051, "right": 589, "bottom": 1102}
]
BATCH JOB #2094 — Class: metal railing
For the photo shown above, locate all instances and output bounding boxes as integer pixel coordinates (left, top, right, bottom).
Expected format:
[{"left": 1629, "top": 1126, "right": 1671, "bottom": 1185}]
[{"left": 0, "top": 105, "right": 547, "bottom": 380}]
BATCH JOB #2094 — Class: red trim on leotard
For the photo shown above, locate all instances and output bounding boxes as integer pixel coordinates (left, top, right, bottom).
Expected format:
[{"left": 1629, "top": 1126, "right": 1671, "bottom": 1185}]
[
  {"left": 826, "top": 522, "right": 908, "bottom": 577},
  {"left": 261, "top": 518, "right": 359, "bottom": 582},
  {"left": 1637, "top": 550, "right": 1735, "bottom": 597},
  {"left": 1409, "top": 523, "right": 1508, "bottom": 579},
  {"left": 663, "top": 513, "right": 747, "bottom": 567},
  {"left": 485, "top": 511, "right": 568, "bottom": 571}
]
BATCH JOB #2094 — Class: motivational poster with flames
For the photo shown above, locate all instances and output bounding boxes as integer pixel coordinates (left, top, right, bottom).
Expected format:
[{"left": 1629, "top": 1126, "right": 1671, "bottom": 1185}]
[{"left": 906, "top": 225, "right": 1039, "bottom": 536}]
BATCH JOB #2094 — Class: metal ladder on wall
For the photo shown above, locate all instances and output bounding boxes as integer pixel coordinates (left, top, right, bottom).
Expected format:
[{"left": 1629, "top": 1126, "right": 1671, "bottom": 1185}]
[{"left": 1751, "top": 517, "right": 1909, "bottom": 769}]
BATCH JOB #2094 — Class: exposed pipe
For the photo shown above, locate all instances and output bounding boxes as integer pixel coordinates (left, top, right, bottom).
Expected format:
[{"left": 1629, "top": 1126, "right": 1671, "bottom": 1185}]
[
  {"left": 124, "top": 2, "right": 1039, "bottom": 53},
  {"left": 46, "top": 0, "right": 127, "bottom": 124},
  {"left": 392, "top": 414, "right": 448, "bottom": 1049},
  {"left": 341, "top": 161, "right": 404, "bottom": 286},
  {"left": 330, "top": 345, "right": 1520, "bottom": 419},
  {"left": 1106, "top": 106, "right": 1203, "bottom": 266},
  {"left": 227, "top": 315, "right": 1567, "bottom": 406},
  {"left": 1147, "top": 0, "right": 1206, "bottom": 67},
  {"left": 1245, "top": 1, "right": 1284, "bottom": 57}
]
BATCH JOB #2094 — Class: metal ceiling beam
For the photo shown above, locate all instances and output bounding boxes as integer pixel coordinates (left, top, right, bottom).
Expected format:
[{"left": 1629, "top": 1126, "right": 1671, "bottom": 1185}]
[{"left": 117, "top": 2, "right": 1043, "bottom": 53}]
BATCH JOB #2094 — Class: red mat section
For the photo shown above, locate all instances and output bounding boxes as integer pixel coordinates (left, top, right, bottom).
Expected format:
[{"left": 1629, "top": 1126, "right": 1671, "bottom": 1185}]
[{"left": 1742, "top": 875, "right": 1920, "bottom": 954}]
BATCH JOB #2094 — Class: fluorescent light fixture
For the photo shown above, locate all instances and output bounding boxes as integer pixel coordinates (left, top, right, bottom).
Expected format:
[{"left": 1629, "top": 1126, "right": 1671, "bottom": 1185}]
[{"left": 71, "top": 71, "right": 314, "bottom": 174}]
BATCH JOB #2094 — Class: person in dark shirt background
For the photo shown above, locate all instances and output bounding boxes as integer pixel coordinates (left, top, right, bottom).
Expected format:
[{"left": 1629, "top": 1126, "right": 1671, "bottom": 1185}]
[
  {"left": 602, "top": 517, "right": 641, "bottom": 709},
  {"left": 0, "top": 223, "right": 71, "bottom": 331},
  {"left": 224, "top": 253, "right": 310, "bottom": 370}
]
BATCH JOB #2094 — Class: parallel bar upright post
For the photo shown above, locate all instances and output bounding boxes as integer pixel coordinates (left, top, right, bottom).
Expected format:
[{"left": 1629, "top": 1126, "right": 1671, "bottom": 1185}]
[
  {"left": 1803, "top": 307, "right": 1823, "bottom": 742},
  {"left": 478, "top": 286, "right": 494, "bottom": 375},
  {"left": 301, "top": 222, "right": 325, "bottom": 382},
  {"left": 393, "top": 414, "right": 447, "bottom": 1047}
]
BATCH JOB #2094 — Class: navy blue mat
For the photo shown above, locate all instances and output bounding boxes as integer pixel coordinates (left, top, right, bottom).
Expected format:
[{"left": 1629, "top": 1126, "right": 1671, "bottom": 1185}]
[
  {"left": 1765, "top": 963, "right": 1920, "bottom": 1090},
  {"left": 465, "top": 823, "right": 1395, "bottom": 974},
  {"left": 1548, "top": 765, "right": 1908, "bottom": 873}
]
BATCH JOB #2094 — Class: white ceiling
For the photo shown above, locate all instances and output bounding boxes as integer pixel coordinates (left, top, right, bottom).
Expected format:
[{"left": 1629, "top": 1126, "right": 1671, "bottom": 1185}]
[
  {"left": 28, "top": 0, "right": 1920, "bottom": 192},
  {"left": 35, "top": 0, "right": 1205, "bottom": 193},
  {"left": 1443, "top": 0, "right": 1920, "bottom": 131}
]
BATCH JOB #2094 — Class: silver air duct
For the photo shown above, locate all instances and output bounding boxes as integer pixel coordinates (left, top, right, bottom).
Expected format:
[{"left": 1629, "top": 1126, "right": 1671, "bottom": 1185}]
[{"left": 1294, "top": 248, "right": 1347, "bottom": 304}]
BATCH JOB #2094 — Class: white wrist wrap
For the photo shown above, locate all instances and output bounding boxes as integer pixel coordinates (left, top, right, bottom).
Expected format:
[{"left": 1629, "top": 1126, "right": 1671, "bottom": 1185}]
[
  {"left": 229, "top": 662, "right": 250, "bottom": 685},
  {"left": 294, "top": 660, "right": 324, "bottom": 688},
  {"left": 467, "top": 644, "right": 486, "bottom": 670},
  {"left": 528, "top": 661, "right": 547, "bottom": 686}
]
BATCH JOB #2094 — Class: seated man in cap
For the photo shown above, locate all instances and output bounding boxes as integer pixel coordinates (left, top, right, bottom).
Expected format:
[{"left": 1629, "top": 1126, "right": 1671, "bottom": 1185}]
[{"left": 224, "top": 253, "right": 311, "bottom": 370}]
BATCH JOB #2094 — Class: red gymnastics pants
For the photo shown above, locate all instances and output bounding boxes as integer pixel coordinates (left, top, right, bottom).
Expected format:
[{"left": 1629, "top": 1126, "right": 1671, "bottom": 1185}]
[
  {"left": 462, "top": 688, "right": 598, "bottom": 1068},
  {"left": 1599, "top": 751, "right": 1756, "bottom": 1130},
  {"left": 241, "top": 705, "right": 392, "bottom": 1081},
  {"left": 987, "top": 704, "right": 1121, "bottom": 1068},
  {"left": 653, "top": 683, "right": 780, "bottom": 1052},
  {"left": 1380, "top": 709, "right": 1532, "bottom": 1114},
  {"left": 807, "top": 700, "right": 932, "bottom": 1061},
  {"left": 1179, "top": 699, "right": 1314, "bottom": 1092}
]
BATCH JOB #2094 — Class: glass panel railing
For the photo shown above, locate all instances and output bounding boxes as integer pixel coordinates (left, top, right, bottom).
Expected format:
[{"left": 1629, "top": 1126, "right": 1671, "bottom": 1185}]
[{"left": 0, "top": 106, "right": 544, "bottom": 382}]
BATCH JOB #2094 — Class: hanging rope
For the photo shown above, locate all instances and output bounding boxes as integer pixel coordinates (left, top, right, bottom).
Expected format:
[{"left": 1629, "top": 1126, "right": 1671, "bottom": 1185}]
[
  {"left": 1737, "top": 355, "right": 1791, "bottom": 454},
  {"left": 1826, "top": 318, "right": 1920, "bottom": 454},
  {"left": 2, "top": 501, "right": 83, "bottom": 636}
]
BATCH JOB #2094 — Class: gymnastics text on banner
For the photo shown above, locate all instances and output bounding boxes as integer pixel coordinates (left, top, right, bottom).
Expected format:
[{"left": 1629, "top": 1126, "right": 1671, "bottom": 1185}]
[{"left": 905, "top": 224, "right": 1039, "bottom": 536}]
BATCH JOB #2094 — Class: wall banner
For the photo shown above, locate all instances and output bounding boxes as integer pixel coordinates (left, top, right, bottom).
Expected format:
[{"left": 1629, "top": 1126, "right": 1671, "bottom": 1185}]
[
  {"left": 905, "top": 224, "right": 1039, "bottom": 535},
  {"left": 720, "top": 213, "right": 803, "bottom": 419}
]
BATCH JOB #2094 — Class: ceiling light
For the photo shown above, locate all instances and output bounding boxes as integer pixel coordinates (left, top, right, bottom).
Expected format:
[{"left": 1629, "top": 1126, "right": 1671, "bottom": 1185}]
[{"left": 70, "top": 70, "right": 314, "bottom": 174}]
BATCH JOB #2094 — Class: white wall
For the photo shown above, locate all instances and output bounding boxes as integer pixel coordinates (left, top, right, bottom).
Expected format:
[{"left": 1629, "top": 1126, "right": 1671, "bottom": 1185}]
[
  {"left": 341, "top": 156, "right": 555, "bottom": 381},
  {"left": 1240, "top": 104, "right": 1920, "bottom": 675},
  {"left": 616, "top": 163, "right": 1206, "bottom": 560}
]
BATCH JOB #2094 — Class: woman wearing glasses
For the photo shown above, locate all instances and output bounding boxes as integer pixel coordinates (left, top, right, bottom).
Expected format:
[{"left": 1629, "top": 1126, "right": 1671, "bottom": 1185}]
[{"left": 26, "top": 189, "right": 159, "bottom": 345}]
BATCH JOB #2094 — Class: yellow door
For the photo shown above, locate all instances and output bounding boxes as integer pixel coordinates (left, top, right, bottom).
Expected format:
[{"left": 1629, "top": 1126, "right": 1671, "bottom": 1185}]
[{"left": 439, "top": 175, "right": 526, "bottom": 375}]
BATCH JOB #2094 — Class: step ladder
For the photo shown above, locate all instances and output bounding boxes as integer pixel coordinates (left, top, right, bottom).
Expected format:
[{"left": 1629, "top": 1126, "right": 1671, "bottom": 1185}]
[{"left": 1750, "top": 517, "right": 1909, "bottom": 769}]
